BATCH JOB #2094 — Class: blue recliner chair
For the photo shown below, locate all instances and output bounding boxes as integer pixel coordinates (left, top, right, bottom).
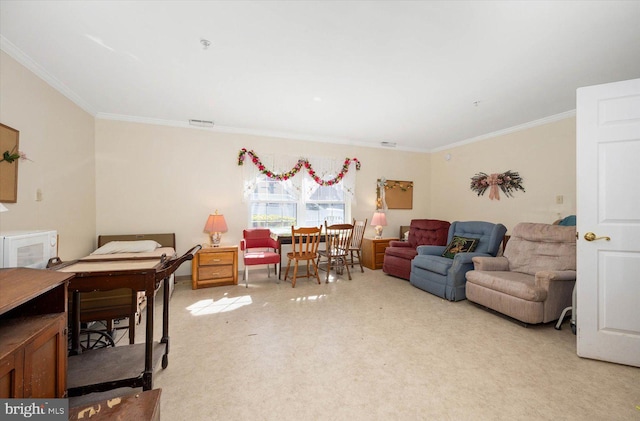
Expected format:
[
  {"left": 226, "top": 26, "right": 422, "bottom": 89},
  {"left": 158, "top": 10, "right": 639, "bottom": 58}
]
[{"left": 409, "top": 221, "right": 507, "bottom": 301}]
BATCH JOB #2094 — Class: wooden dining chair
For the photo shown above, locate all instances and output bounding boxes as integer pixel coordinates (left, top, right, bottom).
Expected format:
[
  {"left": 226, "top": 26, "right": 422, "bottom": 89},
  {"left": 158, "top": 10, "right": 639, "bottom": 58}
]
[
  {"left": 317, "top": 222, "right": 354, "bottom": 283},
  {"left": 283, "top": 226, "right": 322, "bottom": 288},
  {"left": 348, "top": 218, "right": 367, "bottom": 273}
]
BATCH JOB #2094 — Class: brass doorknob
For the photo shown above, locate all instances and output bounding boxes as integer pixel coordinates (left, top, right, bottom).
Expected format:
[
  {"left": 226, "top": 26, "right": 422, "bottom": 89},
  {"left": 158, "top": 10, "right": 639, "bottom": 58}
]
[{"left": 584, "top": 232, "right": 611, "bottom": 241}]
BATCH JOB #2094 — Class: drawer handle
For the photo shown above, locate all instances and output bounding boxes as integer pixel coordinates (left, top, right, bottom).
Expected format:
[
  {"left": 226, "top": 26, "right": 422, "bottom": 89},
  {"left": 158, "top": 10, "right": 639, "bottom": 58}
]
[{"left": 212, "top": 259, "right": 221, "bottom": 262}]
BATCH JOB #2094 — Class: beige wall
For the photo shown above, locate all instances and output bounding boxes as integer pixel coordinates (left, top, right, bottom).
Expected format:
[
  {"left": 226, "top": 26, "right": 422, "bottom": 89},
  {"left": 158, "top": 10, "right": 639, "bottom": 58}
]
[
  {"left": 430, "top": 117, "right": 576, "bottom": 233},
  {"left": 95, "top": 120, "right": 432, "bottom": 275},
  {"left": 2, "top": 48, "right": 577, "bottom": 276},
  {"left": 0, "top": 51, "right": 96, "bottom": 260}
]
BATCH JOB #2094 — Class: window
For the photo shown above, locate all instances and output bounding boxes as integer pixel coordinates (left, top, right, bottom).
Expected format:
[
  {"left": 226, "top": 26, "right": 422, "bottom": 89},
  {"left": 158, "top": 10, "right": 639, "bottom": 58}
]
[
  {"left": 248, "top": 174, "right": 349, "bottom": 234},
  {"left": 248, "top": 176, "right": 298, "bottom": 233},
  {"left": 304, "top": 181, "right": 346, "bottom": 226},
  {"left": 242, "top": 152, "right": 358, "bottom": 234}
]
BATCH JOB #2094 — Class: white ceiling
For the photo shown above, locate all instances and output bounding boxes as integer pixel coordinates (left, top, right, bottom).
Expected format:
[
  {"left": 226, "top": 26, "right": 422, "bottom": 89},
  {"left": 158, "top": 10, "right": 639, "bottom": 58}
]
[{"left": 2, "top": 1, "right": 640, "bottom": 152}]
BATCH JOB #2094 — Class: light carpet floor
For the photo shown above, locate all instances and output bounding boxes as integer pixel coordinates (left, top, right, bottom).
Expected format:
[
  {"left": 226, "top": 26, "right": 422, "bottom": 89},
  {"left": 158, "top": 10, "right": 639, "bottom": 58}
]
[{"left": 136, "top": 268, "right": 639, "bottom": 420}]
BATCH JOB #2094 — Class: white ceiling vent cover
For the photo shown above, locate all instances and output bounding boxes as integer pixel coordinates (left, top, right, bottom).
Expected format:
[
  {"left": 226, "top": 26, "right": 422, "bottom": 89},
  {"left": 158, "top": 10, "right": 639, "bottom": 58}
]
[{"left": 189, "top": 119, "right": 214, "bottom": 127}]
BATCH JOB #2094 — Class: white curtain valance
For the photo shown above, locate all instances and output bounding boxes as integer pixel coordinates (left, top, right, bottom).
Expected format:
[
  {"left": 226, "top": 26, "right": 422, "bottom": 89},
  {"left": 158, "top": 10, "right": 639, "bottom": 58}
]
[
  {"left": 241, "top": 153, "right": 302, "bottom": 201},
  {"left": 239, "top": 149, "right": 360, "bottom": 203}
]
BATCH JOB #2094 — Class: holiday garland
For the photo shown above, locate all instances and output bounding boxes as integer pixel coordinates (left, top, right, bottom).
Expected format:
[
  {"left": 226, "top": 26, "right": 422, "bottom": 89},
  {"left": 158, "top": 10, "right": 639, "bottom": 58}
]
[
  {"left": 238, "top": 148, "right": 360, "bottom": 186},
  {"left": 384, "top": 180, "right": 413, "bottom": 192}
]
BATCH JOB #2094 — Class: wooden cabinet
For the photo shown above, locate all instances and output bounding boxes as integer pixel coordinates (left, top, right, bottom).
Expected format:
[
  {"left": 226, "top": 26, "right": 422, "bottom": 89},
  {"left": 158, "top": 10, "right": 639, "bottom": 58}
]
[
  {"left": 361, "top": 238, "right": 397, "bottom": 270},
  {"left": 1, "top": 314, "right": 67, "bottom": 398},
  {"left": 191, "top": 245, "right": 238, "bottom": 289},
  {"left": 0, "top": 268, "right": 71, "bottom": 398}
]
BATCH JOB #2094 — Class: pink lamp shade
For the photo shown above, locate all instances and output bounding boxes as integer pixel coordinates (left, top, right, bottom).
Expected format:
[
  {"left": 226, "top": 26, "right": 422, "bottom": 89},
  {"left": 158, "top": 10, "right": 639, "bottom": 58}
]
[
  {"left": 371, "top": 212, "right": 387, "bottom": 227},
  {"left": 204, "top": 211, "right": 228, "bottom": 246},
  {"left": 371, "top": 211, "right": 387, "bottom": 239}
]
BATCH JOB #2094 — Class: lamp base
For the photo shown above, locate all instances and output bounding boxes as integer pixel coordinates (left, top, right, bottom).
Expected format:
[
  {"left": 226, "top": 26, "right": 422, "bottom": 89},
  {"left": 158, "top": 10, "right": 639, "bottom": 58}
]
[
  {"left": 374, "top": 226, "right": 383, "bottom": 239},
  {"left": 211, "top": 233, "right": 222, "bottom": 247}
]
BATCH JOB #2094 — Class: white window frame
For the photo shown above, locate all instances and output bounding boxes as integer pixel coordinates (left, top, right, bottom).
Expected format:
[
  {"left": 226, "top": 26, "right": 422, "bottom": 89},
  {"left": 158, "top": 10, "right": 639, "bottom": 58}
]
[{"left": 248, "top": 174, "right": 351, "bottom": 235}]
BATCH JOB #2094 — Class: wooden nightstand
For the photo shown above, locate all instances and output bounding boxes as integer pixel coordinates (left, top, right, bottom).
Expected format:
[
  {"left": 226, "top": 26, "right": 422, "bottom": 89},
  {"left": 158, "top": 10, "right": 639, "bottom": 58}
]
[
  {"left": 361, "top": 237, "right": 398, "bottom": 270},
  {"left": 191, "top": 245, "right": 238, "bottom": 289}
]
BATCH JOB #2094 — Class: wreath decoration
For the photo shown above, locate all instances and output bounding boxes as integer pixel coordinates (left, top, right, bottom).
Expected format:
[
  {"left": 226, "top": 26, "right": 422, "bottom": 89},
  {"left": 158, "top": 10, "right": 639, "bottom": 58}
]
[
  {"left": 470, "top": 170, "right": 525, "bottom": 200},
  {"left": 238, "top": 148, "right": 360, "bottom": 186}
]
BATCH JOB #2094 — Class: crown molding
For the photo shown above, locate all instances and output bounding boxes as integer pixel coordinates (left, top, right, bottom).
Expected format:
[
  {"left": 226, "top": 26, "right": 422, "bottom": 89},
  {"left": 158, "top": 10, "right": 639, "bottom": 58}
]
[
  {"left": 430, "top": 110, "right": 576, "bottom": 153},
  {"left": 3, "top": 34, "right": 572, "bottom": 154},
  {"left": 1, "top": 36, "right": 97, "bottom": 116},
  {"left": 96, "top": 112, "right": 429, "bottom": 153}
]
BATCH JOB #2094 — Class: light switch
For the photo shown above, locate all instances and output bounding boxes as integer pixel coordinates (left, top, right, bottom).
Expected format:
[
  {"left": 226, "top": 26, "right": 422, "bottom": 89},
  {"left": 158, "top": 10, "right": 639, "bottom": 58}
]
[
  {"left": 556, "top": 195, "right": 563, "bottom": 205},
  {"left": 36, "top": 188, "right": 43, "bottom": 202}
]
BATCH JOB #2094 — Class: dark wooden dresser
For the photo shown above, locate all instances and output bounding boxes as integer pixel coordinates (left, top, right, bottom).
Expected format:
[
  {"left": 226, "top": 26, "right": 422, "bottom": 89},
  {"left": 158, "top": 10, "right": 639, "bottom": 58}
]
[{"left": 0, "top": 267, "right": 72, "bottom": 398}]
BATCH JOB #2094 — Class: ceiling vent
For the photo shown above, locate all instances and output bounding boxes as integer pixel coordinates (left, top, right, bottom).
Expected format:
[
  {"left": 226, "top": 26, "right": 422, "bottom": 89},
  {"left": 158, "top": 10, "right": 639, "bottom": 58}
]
[
  {"left": 189, "top": 119, "right": 214, "bottom": 127},
  {"left": 381, "top": 141, "right": 396, "bottom": 148}
]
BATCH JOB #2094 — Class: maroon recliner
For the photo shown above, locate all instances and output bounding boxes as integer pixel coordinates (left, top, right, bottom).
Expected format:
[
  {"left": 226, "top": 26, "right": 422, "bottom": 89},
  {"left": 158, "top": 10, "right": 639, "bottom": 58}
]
[{"left": 382, "top": 219, "right": 450, "bottom": 280}]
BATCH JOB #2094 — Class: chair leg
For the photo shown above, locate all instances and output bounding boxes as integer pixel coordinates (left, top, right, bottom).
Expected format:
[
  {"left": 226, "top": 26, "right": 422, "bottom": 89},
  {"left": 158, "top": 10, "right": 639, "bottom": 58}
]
[
  {"left": 292, "top": 260, "right": 299, "bottom": 288},
  {"left": 275, "top": 264, "right": 280, "bottom": 284},
  {"left": 325, "top": 257, "right": 332, "bottom": 283},
  {"left": 311, "top": 259, "right": 321, "bottom": 284},
  {"left": 244, "top": 266, "right": 249, "bottom": 288},
  {"left": 343, "top": 256, "right": 352, "bottom": 280},
  {"left": 356, "top": 251, "right": 363, "bottom": 273},
  {"left": 284, "top": 259, "right": 292, "bottom": 282}
]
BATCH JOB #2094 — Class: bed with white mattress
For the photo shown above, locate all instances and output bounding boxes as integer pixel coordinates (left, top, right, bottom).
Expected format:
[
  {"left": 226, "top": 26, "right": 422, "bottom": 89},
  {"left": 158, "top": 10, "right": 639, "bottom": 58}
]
[
  {"left": 72, "top": 233, "right": 177, "bottom": 344},
  {"left": 49, "top": 234, "right": 199, "bottom": 397}
]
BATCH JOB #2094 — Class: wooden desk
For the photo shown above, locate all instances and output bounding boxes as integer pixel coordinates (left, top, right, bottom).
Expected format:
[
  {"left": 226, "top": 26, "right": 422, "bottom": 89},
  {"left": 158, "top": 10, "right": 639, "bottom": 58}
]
[{"left": 0, "top": 268, "right": 71, "bottom": 398}]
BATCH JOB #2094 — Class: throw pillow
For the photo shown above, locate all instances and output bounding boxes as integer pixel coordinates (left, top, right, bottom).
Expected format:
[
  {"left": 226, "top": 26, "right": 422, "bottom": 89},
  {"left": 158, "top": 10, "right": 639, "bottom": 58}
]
[{"left": 441, "top": 236, "right": 479, "bottom": 259}]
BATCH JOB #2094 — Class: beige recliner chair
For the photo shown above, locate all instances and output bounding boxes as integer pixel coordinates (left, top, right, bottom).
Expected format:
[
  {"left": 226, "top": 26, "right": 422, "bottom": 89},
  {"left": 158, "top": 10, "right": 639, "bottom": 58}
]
[{"left": 465, "top": 222, "right": 576, "bottom": 325}]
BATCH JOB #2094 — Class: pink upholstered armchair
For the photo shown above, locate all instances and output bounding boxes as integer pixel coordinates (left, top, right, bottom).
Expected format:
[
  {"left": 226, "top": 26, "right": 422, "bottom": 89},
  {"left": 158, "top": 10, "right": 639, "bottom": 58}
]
[
  {"left": 241, "top": 229, "right": 281, "bottom": 288},
  {"left": 382, "top": 219, "right": 450, "bottom": 280},
  {"left": 465, "top": 223, "right": 576, "bottom": 325}
]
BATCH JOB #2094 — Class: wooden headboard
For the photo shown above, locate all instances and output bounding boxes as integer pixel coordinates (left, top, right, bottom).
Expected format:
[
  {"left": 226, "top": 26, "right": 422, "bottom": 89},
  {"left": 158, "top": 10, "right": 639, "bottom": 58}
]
[{"left": 97, "top": 233, "right": 176, "bottom": 248}]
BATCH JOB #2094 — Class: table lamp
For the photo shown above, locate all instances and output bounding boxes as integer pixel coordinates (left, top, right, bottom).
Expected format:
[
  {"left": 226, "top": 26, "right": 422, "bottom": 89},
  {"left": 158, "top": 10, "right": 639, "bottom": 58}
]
[
  {"left": 204, "top": 210, "right": 228, "bottom": 247},
  {"left": 371, "top": 211, "right": 387, "bottom": 239}
]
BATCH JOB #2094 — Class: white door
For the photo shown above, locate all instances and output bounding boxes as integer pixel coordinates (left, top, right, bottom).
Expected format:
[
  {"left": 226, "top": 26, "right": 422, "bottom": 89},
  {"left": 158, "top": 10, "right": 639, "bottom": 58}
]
[{"left": 576, "top": 77, "right": 640, "bottom": 367}]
